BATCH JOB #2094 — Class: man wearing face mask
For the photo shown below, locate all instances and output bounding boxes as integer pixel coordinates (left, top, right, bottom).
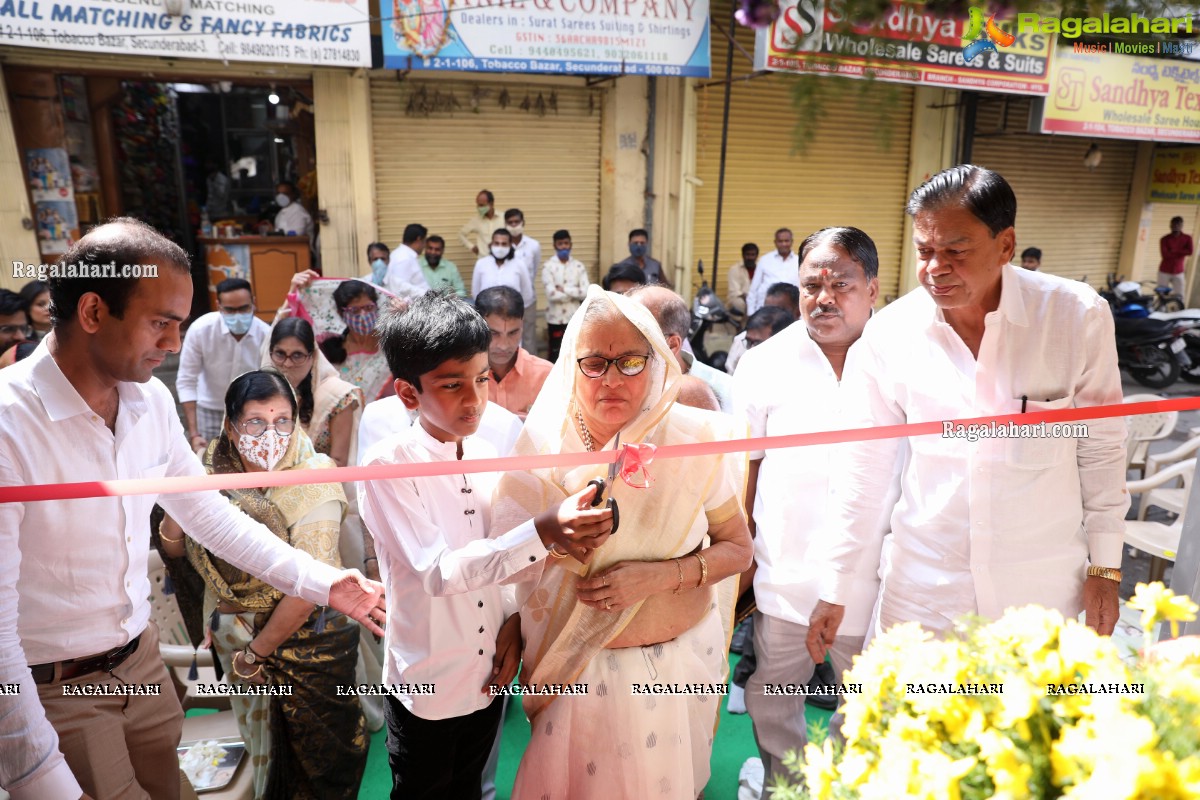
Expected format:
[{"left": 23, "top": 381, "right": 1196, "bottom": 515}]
[
  {"left": 273, "top": 181, "right": 313, "bottom": 240},
  {"left": 177, "top": 277, "right": 270, "bottom": 453},
  {"left": 364, "top": 242, "right": 391, "bottom": 286},
  {"left": 459, "top": 189, "right": 498, "bottom": 257},
  {"left": 504, "top": 208, "right": 542, "bottom": 354},
  {"left": 611, "top": 228, "right": 673, "bottom": 290},
  {"left": 418, "top": 235, "right": 467, "bottom": 297}
]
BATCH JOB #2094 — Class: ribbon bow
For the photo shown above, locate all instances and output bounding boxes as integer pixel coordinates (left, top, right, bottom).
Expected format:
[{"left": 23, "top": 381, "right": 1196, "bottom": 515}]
[{"left": 617, "top": 442, "right": 656, "bottom": 489}]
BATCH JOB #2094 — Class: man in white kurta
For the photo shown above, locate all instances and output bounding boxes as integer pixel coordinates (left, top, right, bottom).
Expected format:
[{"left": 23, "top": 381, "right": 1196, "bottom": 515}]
[
  {"left": 745, "top": 228, "right": 799, "bottom": 314},
  {"left": 807, "top": 166, "right": 1128, "bottom": 661},
  {"left": 735, "top": 227, "right": 894, "bottom": 787}
]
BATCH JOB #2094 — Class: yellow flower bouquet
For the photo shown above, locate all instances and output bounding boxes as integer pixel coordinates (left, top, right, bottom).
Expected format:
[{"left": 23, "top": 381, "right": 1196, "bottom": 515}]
[{"left": 772, "top": 582, "right": 1200, "bottom": 800}]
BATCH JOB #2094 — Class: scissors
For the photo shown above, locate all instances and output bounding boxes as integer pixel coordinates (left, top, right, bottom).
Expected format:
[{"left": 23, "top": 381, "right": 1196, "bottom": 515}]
[{"left": 586, "top": 432, "right": 621, "bottom": 535}]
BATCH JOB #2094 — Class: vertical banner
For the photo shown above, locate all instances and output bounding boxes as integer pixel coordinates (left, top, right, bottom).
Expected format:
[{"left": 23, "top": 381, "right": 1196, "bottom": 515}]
[{"left": 381, "top": 0, "right": 711, "bottom": 75}]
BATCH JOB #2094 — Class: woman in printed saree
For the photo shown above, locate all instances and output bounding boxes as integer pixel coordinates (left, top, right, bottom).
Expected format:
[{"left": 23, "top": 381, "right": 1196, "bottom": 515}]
[
  {"left": 494, "top": 286, "right": 753, "bottom": 799},
  {"left": 168, "top": 369, "right": 367, "bottom": 799}
]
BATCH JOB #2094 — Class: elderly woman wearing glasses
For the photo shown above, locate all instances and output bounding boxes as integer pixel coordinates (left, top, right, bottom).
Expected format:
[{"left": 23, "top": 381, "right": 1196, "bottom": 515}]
[
  {"left": 493, "top": 286, "right": 753, "bottom": 799},
  {"left": 160, "top": 369, "right": 368, "bottom": 798}
]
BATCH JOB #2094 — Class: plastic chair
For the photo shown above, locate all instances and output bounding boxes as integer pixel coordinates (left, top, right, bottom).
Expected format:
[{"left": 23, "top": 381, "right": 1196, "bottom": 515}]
[
  {"left": 1138, "top": 438, "right": 1200, "bottom": 520},
  {"left": 1125, "top": 459, "right": 1193, "bottom": 583},
  {"left": 1124, "top": 393, "right": 1178, "bottom": 477}
]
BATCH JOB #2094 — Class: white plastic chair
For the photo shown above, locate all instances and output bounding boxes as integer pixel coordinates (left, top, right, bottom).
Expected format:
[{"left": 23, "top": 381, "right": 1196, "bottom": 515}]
[
  {"left": 1124, "top": 393, "right": 1178, "bottom": 476},
  {"left": 1125, "top": 458, "right": 1193, "bottom": 583},
  {"left": 1138, "top": 438, "right": 1200, "bottom": 520}
]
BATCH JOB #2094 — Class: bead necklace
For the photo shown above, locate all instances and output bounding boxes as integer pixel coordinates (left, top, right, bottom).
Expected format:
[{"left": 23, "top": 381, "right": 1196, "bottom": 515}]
[{"left": 574, "top": 406, "right": 595, "bottom": 452}]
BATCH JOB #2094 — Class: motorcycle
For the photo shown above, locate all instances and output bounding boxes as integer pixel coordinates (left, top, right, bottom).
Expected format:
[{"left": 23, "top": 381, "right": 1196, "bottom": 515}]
[
  {"left": 688, "top": 261, "right": 737, "bottom": 372},
  {"left": 1150, "top": 309, "right": 1200, "bottom": 384},
  {"left": 1114, "top": 316, "right": 1194, "bottom": 389},
  {"left": 1101, "top": 273, "right": 1185, "bottom": 317}
]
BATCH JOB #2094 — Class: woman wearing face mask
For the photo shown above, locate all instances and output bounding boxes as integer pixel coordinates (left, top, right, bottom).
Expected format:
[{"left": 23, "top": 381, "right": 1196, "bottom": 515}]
[
  {"left": 471, "top": 228, "right": 535, "bottom": 310},
  {"left": 161, "top": 369, "right": 367, "bottom": 799},
  {"left": 18, "top": 280, "right": 52, "bottom": 341}
]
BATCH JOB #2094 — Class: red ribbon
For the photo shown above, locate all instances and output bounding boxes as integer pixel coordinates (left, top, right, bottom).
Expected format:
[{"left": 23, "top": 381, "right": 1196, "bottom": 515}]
[
  {"left": 1, "top": 397, "right": 1197, "bottom": 504},
  {"left": 617, "top": 443, "right": 657, "bottom": 489}
]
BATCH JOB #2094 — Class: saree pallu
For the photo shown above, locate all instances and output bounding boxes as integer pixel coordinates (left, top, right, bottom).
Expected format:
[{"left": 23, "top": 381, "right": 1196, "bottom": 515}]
[{"left": 208, "top": 598, "right": 367, "bottom": 800}]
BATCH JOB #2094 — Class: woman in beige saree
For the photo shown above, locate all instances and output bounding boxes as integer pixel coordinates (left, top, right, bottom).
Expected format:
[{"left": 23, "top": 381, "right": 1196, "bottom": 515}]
[{"left": 494, "top": 286, "right": 753, "bottom": 799}]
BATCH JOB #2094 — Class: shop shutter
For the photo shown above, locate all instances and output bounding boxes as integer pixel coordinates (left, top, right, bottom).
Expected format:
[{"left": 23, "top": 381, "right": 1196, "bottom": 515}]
[
  {"left": 971, "top": 96, "right": 1137, "bottom": 288},
  {"left": 693, "top": 2, "right": 915, "bottom": 305},
  {"left": 370, "top": 75, "right": 603, "bottom": 324}
]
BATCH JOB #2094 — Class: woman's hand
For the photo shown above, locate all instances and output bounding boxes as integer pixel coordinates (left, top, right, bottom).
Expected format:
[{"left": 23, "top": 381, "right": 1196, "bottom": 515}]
[
  {"left": 534, "top": 484, "right": 614, "bottom": 563},
  {"left": 231, "top": 649, "right": 268, "bottom": 685},
  {"left": 576, "top": 561, "right": 670, "bottom": 612},
  {"left": 483, "top": 613, "right": 522, "bottom": 694},
  {"left": 288, "top": 269, "right": 320, "bottom": 294}
]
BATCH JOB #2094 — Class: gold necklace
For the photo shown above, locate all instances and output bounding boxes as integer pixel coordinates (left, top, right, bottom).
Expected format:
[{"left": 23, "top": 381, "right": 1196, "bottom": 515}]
[{"left": 574, "top": 406, "right": 595, "bottom": 452}]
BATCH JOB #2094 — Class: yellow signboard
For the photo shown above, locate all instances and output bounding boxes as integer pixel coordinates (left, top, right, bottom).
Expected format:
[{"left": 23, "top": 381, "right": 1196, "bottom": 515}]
[
  {"left": 1041, "top": 47, "right": 1200, "bottom": 143},
  {"left": 1148, "top": 147, "right": 1200, "bottom": 204}
]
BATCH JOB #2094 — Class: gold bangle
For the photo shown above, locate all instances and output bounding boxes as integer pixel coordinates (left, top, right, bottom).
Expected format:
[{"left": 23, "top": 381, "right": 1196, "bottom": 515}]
[
  {"left": 547, "top": 543, "right": 569, "bottom": 559},
  {"left": 673, "top": 558, "right": 685, "bottom": 595},
  {"left": 1086, "top": 565, "right": 1122, "bottom": 582},
  {"left": 693, "top": 552, "right": 708, "bottom": 588},
  {"left": 158, "top": 521, "right": 183, "bottom": 544}
]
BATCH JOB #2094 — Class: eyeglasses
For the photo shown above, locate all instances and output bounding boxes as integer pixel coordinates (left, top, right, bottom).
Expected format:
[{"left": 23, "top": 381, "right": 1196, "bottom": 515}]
[
  {"left": 270, "top": 349, "right": 313, "bottom": 366},
  {"left": 343, "top": 304, "right": 377, "bottom": 316},
  {"left": 576, "top": 353, "right": 652, "bottom": 379},
  {"left": 236, "top": 416, "right": 295, "bottom": 437},
  {"left": 0, "top": 324, "right": 33, "bottom": 338}
]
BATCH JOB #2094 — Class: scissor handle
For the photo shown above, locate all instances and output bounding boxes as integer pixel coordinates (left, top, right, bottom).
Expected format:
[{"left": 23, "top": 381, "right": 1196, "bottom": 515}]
[
  {"left": 608, "top": 497, "right": 620, "bottom": 535},
  {"left": 587, "top": 478, "right": 606, "bottom": 507}
]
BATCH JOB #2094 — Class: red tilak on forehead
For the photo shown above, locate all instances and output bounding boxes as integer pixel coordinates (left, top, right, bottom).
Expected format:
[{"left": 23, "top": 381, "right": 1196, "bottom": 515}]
[{"left": 819, "top": 268, "right": 831, "bottom": 279}]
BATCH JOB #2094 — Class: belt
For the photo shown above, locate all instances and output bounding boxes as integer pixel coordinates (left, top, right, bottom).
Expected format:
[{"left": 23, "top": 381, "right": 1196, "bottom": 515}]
[{"left": 29, "top": 634, "right": 142, "bottom": 684}]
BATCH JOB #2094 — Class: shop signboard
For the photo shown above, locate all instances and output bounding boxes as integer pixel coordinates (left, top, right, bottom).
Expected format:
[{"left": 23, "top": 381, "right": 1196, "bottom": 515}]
[
  {"left": 1039, "top": 48, "right": 1200, "bottom": 143},
  {"left": 380, "top": 0, "right": 711, "bottom": 76},
  {"left": 1148, "top": 147, "right": 1200, "bottom": 203},
  {"left": 753, "top": 0, "right": 1054, "bottom": 95},
  {"left": 0, "top": 0, "right": 372, "bottom": 67}
]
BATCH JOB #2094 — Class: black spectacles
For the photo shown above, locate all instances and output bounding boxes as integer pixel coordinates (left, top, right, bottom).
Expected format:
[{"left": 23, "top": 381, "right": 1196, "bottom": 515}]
[
  {"left": 270, "top": 349, "right": 313, "bottom": 366},
  {"left": 236, "top": 416, "right": 295, "bottom": 437},
  {"left": 576, "top": 353, "right": 652, "bottom": 379},
  {"left": 0, "top": 324, "right": 33, "bottom": 338}
]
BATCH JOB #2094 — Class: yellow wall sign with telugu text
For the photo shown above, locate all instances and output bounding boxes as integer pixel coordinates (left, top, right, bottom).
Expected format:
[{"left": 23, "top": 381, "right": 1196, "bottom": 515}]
[
  {"left": 1148, "top": 148, "right": 1200, "bottom": 204},
  {"left": 1040, "top": 48, "right": 1200, "bottom": 143}
]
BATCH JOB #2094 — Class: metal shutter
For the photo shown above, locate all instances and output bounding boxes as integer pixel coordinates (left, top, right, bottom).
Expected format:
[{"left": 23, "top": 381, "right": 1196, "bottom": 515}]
[
  {"left": 971, "top": 96, "right": 1137, "bottom": 287},
  {"left": 692, "top": 3, "right": 915, "bottom": 304},
  {"left": 370, "top": 75, "right": 603, "bottom": 327}
]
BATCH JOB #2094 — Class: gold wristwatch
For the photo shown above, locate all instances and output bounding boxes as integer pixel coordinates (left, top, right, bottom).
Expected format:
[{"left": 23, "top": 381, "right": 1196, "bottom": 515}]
[{"left": 1086, "top": 565, "right": 1122, "bottom": 582}]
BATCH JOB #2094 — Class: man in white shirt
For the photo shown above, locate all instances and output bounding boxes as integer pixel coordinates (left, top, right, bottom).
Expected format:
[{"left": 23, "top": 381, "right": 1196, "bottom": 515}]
[
  {"left": 807, "top": 165, "right": 1128, "bottom": 664},
  {"left": 504, "top": 208, "right": 542, "bottom": 354},
  {"left": 630, "top": 285, "right": 734, "bottom": 413},
  {"left": 385, "top": 223, "right": 432, "bottom": 302},
  {"left": 459, "top": 189, "right": 499, "bottom": 258},
  {"left": 735, "top": 226, "right": 891, "bottom": 787},
  {"left": 726, "top": 282, "right": 800, "bottom": 375},
  {"left": 0, "top": 219, "right": 386, "bottom": 800},
  {"left": 176, "top": 277, "right": 270, "bottom": 451},
  {"left": 746, "top": 228, "right": 799, "bottom": 314},
  {"left": 273, "top": 180, "right": 313, "bottom": 239}
]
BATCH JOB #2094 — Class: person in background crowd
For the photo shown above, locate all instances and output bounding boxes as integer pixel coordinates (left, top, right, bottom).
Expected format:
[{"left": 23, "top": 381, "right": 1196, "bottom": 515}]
[
  {"left": 0, "top": 340, "right": 37, "bottom": 369},
  {"left": 274, "top": 180, "right": 313, "bottom": 239},
  {"left": 746, "top": 228, "right": 799, "bottom": 314},
  {"left": 359, "top": 291, "right": 609, "bottom": 800},
  {"left": 727, "top": 242, "right": 759, "bottom": 320},
  {"left": 735, "top": 226, "right": 886, "bottom": 787},
  {"left": 460, "top": 189, "right": 498, "bottom": 257},
  {"left": 807, "top": 165, "right": 1128, "bottom": 664},
  {"left": 611, "top": 228, "right": 672, "bottom": 289},
  {"left": 631, "top": 285, "right": 734, "bottom": 413},
  {"left": 177, "top": 277, "right": 270, "bottom": 452},
  {"left": 163, "top": 370, "right": 368, "bottom": 799},
  {"left": 420, "top": 234, "right": 467, "bottom": 297},
  {"left": 505, "top": 208, "right": 542, "bottom": 353},
  {"left": 0, "top": 289, "right": 32, "bottom": 355},
  {"left": 19, "top": 280, "right": 52, "bottom": 341},
  {"left": 726, "top": 282, "right": 801, "bottom": 375},
  {"left": 365, "top": 242, "right": 391, "bottom": 285},
  {"left": 541, "top": 228, "right": 589, "bottom": 362},
  {"left": 1020, "top": 246, "right": 1042, "bottom": 271},
  {"left": 0, "top": 218, "right": 385, "bottom": 800},
  {"left": 472, "top": 229, "right": 535, "bottom": 313},
  {"left": 476, "top": 286, "right": 552, "bottom": 419},
  {"left": 321, "top": 280, "right": 393, "bottom": 402},
  {"left": 744, "top": 305, "right": 794, "bottom": 348},
  {"left": 601, "top": 262, "right": 648, "bottom": 295},
  {"left": 385, "top": 223, "right": 432, "bottom": 302},
  {"left": 1159, "top": 216, "right": 1193, "bottom": 298}
]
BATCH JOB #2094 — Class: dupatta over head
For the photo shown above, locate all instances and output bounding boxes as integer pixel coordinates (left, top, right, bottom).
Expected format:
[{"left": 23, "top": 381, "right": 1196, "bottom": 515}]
[{"left": 493, "top": 286, "right": 746, "bottom": 718}]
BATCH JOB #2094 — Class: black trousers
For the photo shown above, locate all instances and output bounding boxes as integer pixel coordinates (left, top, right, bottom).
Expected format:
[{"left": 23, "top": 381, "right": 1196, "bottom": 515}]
[{"left": 385, "top": 694, "right": 504, "bottom": 800}]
